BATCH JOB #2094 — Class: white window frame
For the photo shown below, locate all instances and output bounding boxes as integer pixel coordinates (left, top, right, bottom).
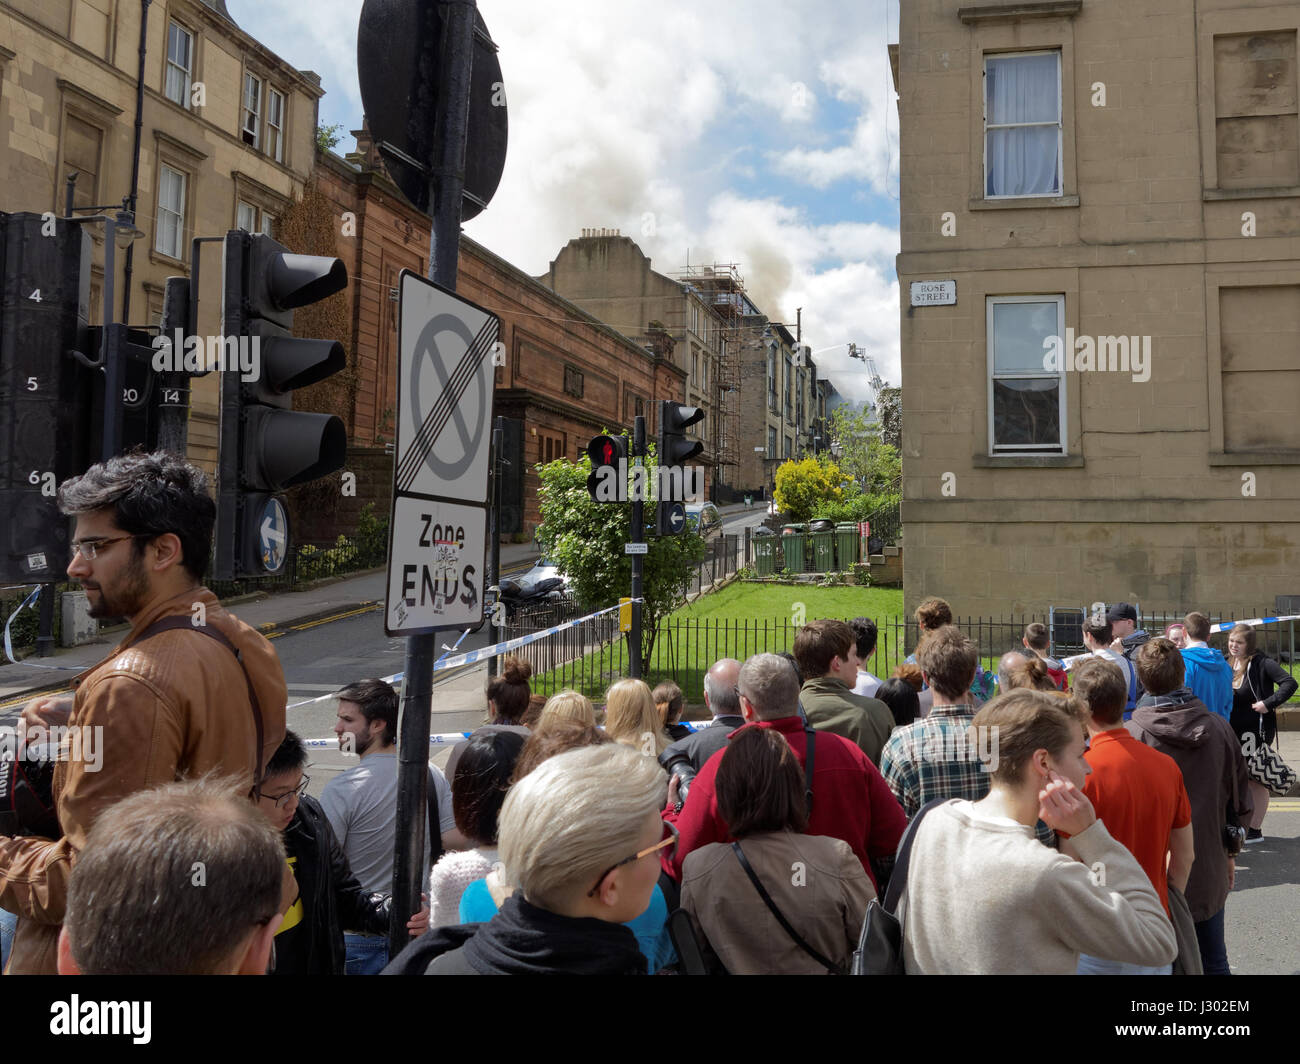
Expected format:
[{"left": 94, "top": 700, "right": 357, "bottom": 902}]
[
  {"left": 165, "top": 21, "right": 193, "bottom": 108},
  {"left": 236, "top": 200, "right": 258, "bottom": 232},
  {"left": 260, "top": 211, "right": 276, "bottom": 237},
  {"left": 986, "top": 294, "right": 1066, "bottom": 455},
  {"left": 983, "top": 49, "right": 1062, "bottom": 200},
  {"left": 155, "top": 163, "right": 187, "bottom": 260},
  {"left": 242, "top": 72, "right": 261, "bottom": 148},
  {"left": 267, "top": 88, "right": 285, "bottom": 163}
]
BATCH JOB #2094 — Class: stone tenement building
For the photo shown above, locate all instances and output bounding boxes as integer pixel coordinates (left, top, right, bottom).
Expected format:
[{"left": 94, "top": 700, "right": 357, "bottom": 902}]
[
  {"left": 896, "top": 0, "right": 1300, "bottom": 616},
  {"left": 315, "top": 140, "right": 685, "bottom": 541},
  {"left": 0, "top": 0, "right": 325, "bottom": 472}
]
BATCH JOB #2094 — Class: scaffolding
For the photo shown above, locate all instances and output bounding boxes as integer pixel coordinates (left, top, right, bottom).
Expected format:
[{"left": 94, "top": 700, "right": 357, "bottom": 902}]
[{"left": 674, "top": 262, "right": 746, "bottom": 477}]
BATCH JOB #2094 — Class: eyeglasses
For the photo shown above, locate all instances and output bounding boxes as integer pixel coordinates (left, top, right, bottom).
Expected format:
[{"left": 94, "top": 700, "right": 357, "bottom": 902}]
[
  {"left": 259, "top": 776, "right": 309, "bottom": 808},
  {"left": 586, "top": 820, "right": 678, "bottom": 898},
  {"left": 69, "top": 534, "right": 148, "bottom": 561},
  {"left": 733, "top": 686, "right": 749, "bottom": 703}
]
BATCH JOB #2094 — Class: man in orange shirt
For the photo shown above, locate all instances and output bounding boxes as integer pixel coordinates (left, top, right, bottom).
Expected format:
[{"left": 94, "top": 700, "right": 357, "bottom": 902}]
[{"left": 1066, "top": 658, "right": 1193, "bottom": 975}]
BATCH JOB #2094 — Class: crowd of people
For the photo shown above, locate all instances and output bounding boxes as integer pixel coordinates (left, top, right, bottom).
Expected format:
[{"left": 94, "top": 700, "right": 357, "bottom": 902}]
[{"left": 0, "top": 450, "right": 1290, "bottom": 976}]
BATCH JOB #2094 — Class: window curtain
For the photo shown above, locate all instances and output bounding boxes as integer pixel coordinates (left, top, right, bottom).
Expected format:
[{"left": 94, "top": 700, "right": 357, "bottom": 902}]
[{"left": 986, "top": 54, "right": 1060, "bottom": 196}]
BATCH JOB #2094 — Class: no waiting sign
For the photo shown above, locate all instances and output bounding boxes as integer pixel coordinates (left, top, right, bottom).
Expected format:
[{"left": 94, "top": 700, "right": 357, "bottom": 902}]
[{"left": 386, "top": 271, "right": 500, "bottom": 635}]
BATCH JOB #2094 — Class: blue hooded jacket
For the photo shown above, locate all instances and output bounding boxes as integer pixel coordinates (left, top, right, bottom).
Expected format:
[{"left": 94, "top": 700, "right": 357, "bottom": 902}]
[{"left": 1181, "top": 646, "right": 1233, "bottom": 719}]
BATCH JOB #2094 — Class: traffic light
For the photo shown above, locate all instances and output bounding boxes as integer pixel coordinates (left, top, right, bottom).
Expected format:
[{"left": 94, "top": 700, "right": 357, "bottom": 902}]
[
  {"left": 655, "top": 401, "right": 704, "bottom": 536},
  {"left": 586, "top": 433, "right": 627, "bottom": 503},
  {"left": 214, "top": 230, "right": 348, "bottom": 579},
  {"left": 0, "top": 212, "right": 94, "bottom": 583}
]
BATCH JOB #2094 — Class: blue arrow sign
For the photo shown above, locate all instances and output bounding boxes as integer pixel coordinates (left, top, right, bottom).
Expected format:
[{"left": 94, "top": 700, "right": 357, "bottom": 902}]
[
  {"left": 668, "top": 502, "right": 686, "bottom": 533},
  {"left": 260, "top": 497, "right": 288, "bottom": 574}
]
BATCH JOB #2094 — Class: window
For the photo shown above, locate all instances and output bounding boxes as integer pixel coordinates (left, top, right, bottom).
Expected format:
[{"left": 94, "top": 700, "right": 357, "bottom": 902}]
[
  {"left": 987, "top": 295, "right": 1065, "bottom": 453},
  {"left": 267, "top": 89, "right": 285, "bottom": 163},
  {"left": 155, "top": 163, "right": 186, "bottom": 260},
  {"left": 984, "top": 51, "right": 1061, "bottom": 198},
  {"left": 242, "top": 73, "right": 261, "bottom": 148},
  {"left": 260, "top": 212, "right": 275, "bottom": 237},
  {"left": 165, "top": 22, "right": 193, "bottom": 108},
  {"left": 768, "top": 426, "right": 777, "bottom": 456},
  {"left": 563, "top": 365, "right": 584, "bottom": 398},
  {"left": 64, "top": 115, "right": 103, "bottom": 212},
  {"left": 1213, "top": 32, "right": 1298, "bottom": 190},
  {"left": 236, "top": 200, "right": 257, "bottom": 232},
  {"left": 783, "top": 436, "right": 792, "bottom": 459}
]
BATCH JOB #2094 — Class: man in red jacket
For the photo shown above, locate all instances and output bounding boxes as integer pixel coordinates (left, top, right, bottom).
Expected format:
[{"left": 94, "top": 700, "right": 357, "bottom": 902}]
[{"left": 663, "top": 652, "right": 906, "bottom": 890}]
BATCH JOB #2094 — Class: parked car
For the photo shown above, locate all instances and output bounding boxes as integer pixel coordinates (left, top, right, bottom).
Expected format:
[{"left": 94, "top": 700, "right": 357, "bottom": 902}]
[{"left": 686, "top": 502, "right": 723, "bottom": 541}]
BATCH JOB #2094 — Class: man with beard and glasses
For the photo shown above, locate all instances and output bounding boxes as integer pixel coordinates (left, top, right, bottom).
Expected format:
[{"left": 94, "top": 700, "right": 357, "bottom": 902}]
[
  {"left": 320, "top": 679, "right": 462, "bottom": 974},
  {"left": 2, "top": 451, "right": 288, "bottom": 974}
]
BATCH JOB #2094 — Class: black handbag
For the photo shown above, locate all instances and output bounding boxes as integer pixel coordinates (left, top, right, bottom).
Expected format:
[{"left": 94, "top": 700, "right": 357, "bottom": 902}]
[{"left": 851, "top": 798, "right": 946, "bottom": 975}]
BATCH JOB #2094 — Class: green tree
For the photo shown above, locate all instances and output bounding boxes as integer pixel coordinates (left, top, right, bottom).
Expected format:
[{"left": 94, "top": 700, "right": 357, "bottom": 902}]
[
  {"left": 773, "top": 456, "right": 851, "bottom": 523},
  {"left": 535, "top": 442, "right": 706, "bottom": 666},
  {"left": 316, "top": 123, "right": 344, "bottom": 152},
  {"left": 827, "top": 406, "right": 901, "bottom": 494},
  {"left": 877, "top": 387, "right": 902, "bottom": 451}
]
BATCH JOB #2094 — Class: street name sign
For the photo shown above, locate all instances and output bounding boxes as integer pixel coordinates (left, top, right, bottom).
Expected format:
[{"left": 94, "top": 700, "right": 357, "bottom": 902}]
[{"left": 386, "top": 270, "right": 500, "bottom": 635}]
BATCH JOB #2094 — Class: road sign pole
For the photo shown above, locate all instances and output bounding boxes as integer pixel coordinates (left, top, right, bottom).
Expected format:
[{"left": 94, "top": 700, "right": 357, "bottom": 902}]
[
  {"left": 486, "top": 415, "right": 502, "bottom": 681},
  {"left": 390, "top": 0, "right": 478, "bottom": 961},
  {"left": 629, "top": 415, "right": 645, "bottom": 680}
]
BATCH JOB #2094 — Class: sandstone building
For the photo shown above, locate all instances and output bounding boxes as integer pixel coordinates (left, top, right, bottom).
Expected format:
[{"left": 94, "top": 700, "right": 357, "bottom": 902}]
[{"left": 896, "top": 0, "right": 1300, "bottom": 615}]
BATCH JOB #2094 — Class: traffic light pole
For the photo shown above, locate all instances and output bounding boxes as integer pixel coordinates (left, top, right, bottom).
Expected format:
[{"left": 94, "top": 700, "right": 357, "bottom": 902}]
[
  {"left": 390, "top": 0, "right": 478, "bottom": 960},
  {"left": 629, "top": 415, "right": 645, "bottom": 679}
]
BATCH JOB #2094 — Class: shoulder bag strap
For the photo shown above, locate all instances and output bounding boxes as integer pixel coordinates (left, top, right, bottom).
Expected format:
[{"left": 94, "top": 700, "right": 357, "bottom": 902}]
[
  {"left": 882, "top": 797, "right": 947, "bottom": 914},
  {"left": 731, "top": 840, "right": 842, "bottom": 974},
  {"left": 134, "top": 615, "right": 266, "bottom": 789},
  {"left": 800, "top": 703, "right": 816, "bottom": 815}
]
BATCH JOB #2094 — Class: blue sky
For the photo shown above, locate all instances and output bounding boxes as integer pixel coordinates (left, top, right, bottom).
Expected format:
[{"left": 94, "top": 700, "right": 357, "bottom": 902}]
[{"left": 227, "top": 0, "right": 901, "bottom": 402}]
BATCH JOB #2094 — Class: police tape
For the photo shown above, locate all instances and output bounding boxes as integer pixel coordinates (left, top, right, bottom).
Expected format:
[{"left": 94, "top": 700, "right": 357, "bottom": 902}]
[
  {"left": 1060, "top": 613, "right": 1300, "bottom": 671},
  {"left": 301, "top": 719, "right": 715, "bottom": 750},
  {"left": 287, "top": 598, "right": 644, "bottom": 712}
]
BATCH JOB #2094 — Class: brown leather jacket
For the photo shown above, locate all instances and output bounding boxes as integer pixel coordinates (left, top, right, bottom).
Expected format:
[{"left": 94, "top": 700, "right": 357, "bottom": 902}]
[{"left": 0, "top": 588, "right": 287, "bottom": 974}]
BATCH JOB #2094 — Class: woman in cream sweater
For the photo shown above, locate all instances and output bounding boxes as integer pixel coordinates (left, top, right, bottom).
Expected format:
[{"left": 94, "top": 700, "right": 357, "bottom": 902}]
[{"left": 901, "top": 688, "right": 1177, "bottom": 975}]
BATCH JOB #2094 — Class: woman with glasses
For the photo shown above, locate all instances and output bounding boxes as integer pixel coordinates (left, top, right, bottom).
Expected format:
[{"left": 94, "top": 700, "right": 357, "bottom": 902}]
[
  {"left": 385, "top": 743, "right": 668, "bottom": 975},
  {"left": 680, "top": 727, "right": 874, "bottom": 974},
  {"left": 255, "top": 731, "right": 428, "bottom": 974}
]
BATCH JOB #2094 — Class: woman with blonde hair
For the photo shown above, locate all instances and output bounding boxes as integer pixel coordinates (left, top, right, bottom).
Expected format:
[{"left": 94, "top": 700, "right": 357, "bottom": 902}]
[
  {"left": 604, "top": 678, "right": 669, "bottom": 757},
  {"left": 537, "top": 689, "right": 597, "bottom": 730}
]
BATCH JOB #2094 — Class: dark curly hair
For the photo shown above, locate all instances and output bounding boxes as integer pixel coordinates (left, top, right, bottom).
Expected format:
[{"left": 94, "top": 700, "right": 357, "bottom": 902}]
[{"left": 58, "top": 450, "right": 215, "bottom": 582}]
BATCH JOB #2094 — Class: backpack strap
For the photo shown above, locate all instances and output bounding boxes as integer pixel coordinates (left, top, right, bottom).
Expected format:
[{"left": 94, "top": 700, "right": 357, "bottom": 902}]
[
  {"left": 731, "top": 840, "right": 843, "bottom": 974},
  {"left": 796, "top": 698, "right": 815, "bottom": 814},
  {"left": 133, "top": 615, "right": 266, "bottom": 790}
]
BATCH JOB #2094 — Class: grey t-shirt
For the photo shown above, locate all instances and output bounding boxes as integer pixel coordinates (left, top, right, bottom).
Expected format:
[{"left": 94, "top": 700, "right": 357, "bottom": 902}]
[{"left": 320, "top": 752, "right": 455, "bottom": 896}]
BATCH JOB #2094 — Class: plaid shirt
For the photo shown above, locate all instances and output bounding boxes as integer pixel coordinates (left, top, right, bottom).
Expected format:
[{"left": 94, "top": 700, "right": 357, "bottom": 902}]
[
  {"left": 880, "top": 703, "right": 990, "bottom": 819},
  {"left": 881, "top": 703, "right": 1057, "bottom": 846}
]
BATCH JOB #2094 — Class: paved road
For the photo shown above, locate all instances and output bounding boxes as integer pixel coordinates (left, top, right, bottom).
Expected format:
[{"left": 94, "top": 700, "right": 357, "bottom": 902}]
[{"left": 1224, "top": 729, "right": 1300, "bottom": 974}]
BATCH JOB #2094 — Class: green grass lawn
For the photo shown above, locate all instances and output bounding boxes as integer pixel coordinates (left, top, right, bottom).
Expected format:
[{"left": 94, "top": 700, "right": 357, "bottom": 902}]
[{"left": 531, "top": 581, "right": 905, "bottom": 703}]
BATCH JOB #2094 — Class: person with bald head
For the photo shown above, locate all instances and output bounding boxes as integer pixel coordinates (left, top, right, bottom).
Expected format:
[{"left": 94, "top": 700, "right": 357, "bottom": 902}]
[{"left": 659, "top": 659, "right": 743, "bottom": 805}]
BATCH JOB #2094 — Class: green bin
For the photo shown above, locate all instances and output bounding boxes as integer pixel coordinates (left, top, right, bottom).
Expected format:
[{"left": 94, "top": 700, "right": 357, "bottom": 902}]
[
  {"left": 780, "top": 524, "right": 807, "bottom": 573},
  {"left": 809, "top": 517, "right": 835, "bottom": 572},
  {"left": 752, "top": 530, "right": 776, "bottom": 576},
  {"left": 835, "top": 522, "right": 859, "bottom": 568}
]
